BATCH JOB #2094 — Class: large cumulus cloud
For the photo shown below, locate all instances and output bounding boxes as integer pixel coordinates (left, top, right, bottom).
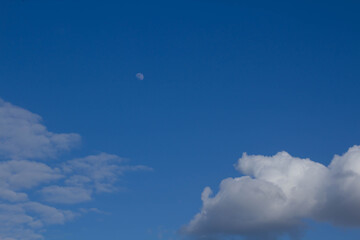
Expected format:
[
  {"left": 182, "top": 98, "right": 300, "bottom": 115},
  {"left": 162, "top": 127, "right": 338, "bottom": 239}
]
[{"left": 184, "top": 146, "right": 360, "bottom": 239}]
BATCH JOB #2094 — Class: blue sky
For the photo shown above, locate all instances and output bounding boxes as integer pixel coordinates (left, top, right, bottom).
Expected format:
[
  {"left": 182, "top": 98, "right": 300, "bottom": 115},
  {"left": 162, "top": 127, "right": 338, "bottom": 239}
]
[{"left": 0, "top": 0, "right": 360, "bottom": 239}]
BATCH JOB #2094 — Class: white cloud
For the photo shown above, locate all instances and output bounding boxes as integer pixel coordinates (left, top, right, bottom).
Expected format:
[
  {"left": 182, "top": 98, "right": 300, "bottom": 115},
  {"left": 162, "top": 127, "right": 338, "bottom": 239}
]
[
  {"left": 40, "top": 186, "right": 92, "bottom": 204},
  {"left": 0, "top": 99, "right": 80, "bottom": 160},
  {"left": 22, "top": 202, "right": 75, "bottom": 225},
  {"left": 0, "top": 160, "right": 63, "bottom": 190},
  {"left": 0, "top": 188, "right": 28, "bottom": 203},
  {"left": 136, "top": 72, "right": 144, "bottom": 80},
  {"left": 63, "top": 153, "right": 152, "bottom": 193},
  {"left": 0, "top": 98, "right": 151, "bottom": 239},
  {"left": 184, "top": 146, "right": 360, "bottom": 239},
  {"left": 0, "top": 202, "right": 73, "bottom": 240},
  {"left": 0, "top": 152, "right": 150, "bottom": 238},
  {"left": 63, "top": 154, "right": 124, "bottom": 187},
  {"left": 35, "top": 153, "right": 152, "bottom": 205},
  {"left": 79, "top": 207, "right": 108, "bottom": 214},
  {"left": 0, "top": 160, "right": 63, "bottom": 205}
]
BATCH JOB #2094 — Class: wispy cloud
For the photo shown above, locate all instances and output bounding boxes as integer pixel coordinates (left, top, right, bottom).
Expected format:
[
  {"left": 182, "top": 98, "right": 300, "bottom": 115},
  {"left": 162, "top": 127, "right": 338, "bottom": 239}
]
[
  {"left": 183, "top": 146, "right": 360, "bottom": 240},
  {"left": 0, "top": 98, "right": 151, "bottom": 239},
  {"left": 62, "top": 153, "right": 128, "bottom": 193},
  {"left": 40, "top": 186, "right": 92, "bottom": 204},
  {"left": 0, "top": 99, "right": 80, "bottom": 160}
]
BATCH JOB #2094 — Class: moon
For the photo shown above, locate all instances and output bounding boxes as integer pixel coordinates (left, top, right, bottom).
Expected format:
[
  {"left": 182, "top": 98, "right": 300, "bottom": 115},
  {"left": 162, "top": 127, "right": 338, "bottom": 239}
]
[{"left": 136, "top": 73, "right": 144, "bottom": 80}]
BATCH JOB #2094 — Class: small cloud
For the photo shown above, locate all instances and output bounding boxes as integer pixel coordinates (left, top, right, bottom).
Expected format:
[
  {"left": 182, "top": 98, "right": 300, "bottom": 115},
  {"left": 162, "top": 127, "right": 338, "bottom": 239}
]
[
  {"left": 136, "top": 73, "right": 144, "bottom": 80},
  {"left": 79, "top": 208, "right": 109, "bottom": 215}
]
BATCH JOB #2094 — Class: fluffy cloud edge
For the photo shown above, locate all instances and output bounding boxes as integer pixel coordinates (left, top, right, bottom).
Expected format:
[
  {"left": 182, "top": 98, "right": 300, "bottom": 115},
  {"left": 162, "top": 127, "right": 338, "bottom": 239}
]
[{"left": 183, "top": 145, "right": 360, "bottom": 239}]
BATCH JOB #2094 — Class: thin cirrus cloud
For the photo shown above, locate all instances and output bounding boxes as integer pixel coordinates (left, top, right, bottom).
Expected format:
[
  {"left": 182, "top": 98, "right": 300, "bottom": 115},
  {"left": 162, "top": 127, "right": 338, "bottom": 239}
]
[
  {"left": 0, "top": 98, "right": 151, "bottom": 240},
  {"left": 183, "top": 146, "right": 360, "bottom": 240}
]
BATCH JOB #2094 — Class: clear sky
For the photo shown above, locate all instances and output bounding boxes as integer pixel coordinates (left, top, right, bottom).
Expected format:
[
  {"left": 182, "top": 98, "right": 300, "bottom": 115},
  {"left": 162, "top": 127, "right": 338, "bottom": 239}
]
[{"left": 0, "top": 1, "right": 360, "bottom": 240}]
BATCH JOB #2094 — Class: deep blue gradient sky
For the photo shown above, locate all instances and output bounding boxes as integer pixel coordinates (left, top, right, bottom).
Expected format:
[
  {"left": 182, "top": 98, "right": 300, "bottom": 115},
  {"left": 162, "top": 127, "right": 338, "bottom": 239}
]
[{"left": 1, "top": 1, "right": 360, "bottom": 239}]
